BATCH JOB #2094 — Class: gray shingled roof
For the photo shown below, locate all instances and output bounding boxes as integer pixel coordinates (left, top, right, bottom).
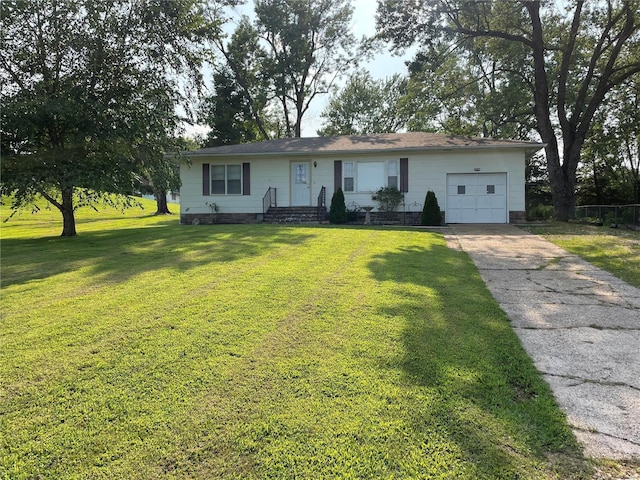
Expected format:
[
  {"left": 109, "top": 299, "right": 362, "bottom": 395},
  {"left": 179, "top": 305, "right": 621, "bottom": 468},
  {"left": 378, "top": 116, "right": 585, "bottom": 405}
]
[{"left": 187, "top": 132, "right": 544, "bottom": 157}]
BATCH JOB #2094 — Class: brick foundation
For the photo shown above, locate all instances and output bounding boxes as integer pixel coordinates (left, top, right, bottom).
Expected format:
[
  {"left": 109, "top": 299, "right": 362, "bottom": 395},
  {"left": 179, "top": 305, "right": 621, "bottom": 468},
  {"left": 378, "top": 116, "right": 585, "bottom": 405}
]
[
  {"left": 509, "top": 211, "right": 526, "bottom": 223},
  {"left": 180, "top": 213, "right": 260, "bottom": 225}
]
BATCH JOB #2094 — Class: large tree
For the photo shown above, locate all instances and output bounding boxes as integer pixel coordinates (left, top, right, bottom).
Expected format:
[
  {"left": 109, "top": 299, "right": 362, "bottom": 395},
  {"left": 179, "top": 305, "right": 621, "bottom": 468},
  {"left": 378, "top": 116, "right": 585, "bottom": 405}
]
[
  {"left": 0, "top": 0, "right": 219, "bottom": 235},
  {"left": 403, "top": 41, "right": 536, "bottom": 139},
  {"left": 317, "top": 71, "right": 410, "bottom": 136},
  {"left": 208, "top": 0, "right": 356, "bottom": 139},
  {"left": 579, "top": 74, "right": 640, "bottom": 204},
  {"left": 377, "top": 0, "right": 640, "bottom": 221},
  {"left": 200, "top": 17, "right": 278, "bottom": 145}
]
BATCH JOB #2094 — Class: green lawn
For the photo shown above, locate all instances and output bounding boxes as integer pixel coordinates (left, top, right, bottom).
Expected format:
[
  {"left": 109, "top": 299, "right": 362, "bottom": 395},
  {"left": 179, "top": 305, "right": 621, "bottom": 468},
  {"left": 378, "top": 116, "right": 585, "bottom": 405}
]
[
  {"left": 1, "top": 204, "right": 591, "bottom": 479},
  {"left": 521, "top": 222, "right": 640, "bottom": 288}
]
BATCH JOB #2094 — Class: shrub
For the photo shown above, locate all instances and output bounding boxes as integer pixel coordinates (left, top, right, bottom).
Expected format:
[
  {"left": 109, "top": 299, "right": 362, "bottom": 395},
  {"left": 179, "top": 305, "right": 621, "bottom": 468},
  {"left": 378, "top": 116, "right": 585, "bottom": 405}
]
[
  {"left": 372, "top": 187, "right": 404, "bottom": 220},
  {"left": 421, "top": 191, "right": 442, "bottom": 226},
  {"left": 329, "top": 188, "right": 347, "bottom": 224},
  {"left": 527, "top": 204, "right": 554, "bottom": 221}
]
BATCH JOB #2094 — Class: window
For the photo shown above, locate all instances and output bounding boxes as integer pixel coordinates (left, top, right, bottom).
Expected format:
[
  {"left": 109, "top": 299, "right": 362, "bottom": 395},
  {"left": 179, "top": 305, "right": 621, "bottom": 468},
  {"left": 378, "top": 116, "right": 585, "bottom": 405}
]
[
  {"left": 342, "top": 160, "right": 401, "bottom": 193},
  {"left": 388, "top": 160, "right": 399, "bottom": 189},
  {"left": 457, "top": 185, "right": 466, "bottom": 194},
  {"left": 227, "top": 165, "right": 242, "bottom": 194},
  {"left": 357, "top": 162, "right": 385, "bottom": 192},
  {"left": 211, "top": 164, "right": 243, "bottom": 195},
  {"left": 211, "top": 165, "right": 226, "bottom": 194},
  {"left": 486, "top": 185, "right": 495, "bottom": 194},
  {"left": 343, "top": 162, "right": 354, "bottom": 192}
]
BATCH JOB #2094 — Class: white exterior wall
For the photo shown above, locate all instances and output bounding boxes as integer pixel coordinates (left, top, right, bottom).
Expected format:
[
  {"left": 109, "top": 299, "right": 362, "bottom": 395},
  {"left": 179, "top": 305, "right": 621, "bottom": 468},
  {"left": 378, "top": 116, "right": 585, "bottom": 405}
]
[
  {"left": 402, "top": 149, "right": 526, "bottom": 214},
  {"left": 326, "top": 149, "right": 525, "bottom": 214},
  {"left": 180, "top": 156, "right": 334, "bottom": 215},
  {"left": 180, "top": 148, "right": 526, "bottom": 219}
]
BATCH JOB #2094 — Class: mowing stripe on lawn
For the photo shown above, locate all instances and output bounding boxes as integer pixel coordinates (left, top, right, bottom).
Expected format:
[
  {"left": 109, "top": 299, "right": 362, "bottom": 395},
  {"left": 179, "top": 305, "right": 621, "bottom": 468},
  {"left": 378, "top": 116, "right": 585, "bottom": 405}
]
[{"left": 1, "top": 219, "right": 589, "bottom": 479}]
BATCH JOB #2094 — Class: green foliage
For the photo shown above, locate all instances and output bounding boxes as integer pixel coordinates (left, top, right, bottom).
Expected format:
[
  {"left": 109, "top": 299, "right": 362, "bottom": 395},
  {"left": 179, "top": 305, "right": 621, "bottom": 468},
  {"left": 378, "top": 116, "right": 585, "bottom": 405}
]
[
  {"left": 376, "top": 0, "right": 640, "bottom": 221},
  {"left": 372, "top": 187, "right": 404, "bottom": 219},
  {"left": 210, "top": 0, "right": 356, "bottom": 139},
  {"left": 199, "top": 68, "right": 269, "bottom": 146},
  {"left": 421, "top": 190, "right": 442, "bottom": 226},
  {"left": 0, "top": 208, "right": 591, "bottom": 478},
  {"left": 329, "top": 188, "right": 347, "bottom": 224},
  {"left": 317, "top": 71, "right": 410, "bottom": 136},
  {"left": 578, "top": 75, "right": 640, "bottom": 205},
  {"left": 200, "top": 18, "right": 277, "bottom": 145},
  {"left": 0, "top": 0, "right": 217, "bottom": 235},
  {"left": 527, "top": 204, "right": 555, "bottom": 222},
  {"left": 404, "top": 45, "right": 534, "bottom": 138}
]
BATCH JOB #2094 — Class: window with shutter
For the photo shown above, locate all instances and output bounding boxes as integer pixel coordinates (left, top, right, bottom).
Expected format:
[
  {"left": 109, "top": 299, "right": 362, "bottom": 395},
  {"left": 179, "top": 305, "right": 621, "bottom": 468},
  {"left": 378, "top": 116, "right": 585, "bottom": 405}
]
[{"left": 205, "top": 164, "right": 246, "bottom": 195}]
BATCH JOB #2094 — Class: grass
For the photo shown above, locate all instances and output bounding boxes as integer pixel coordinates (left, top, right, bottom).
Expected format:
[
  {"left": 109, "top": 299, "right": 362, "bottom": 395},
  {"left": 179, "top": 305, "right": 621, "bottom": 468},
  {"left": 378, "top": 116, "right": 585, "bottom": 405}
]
[
  {"left": 520, "top": 222, "right": 640, "bottom": 288},
  {"left": 1, "top": 202, "right": 592, "bottom": 479}
]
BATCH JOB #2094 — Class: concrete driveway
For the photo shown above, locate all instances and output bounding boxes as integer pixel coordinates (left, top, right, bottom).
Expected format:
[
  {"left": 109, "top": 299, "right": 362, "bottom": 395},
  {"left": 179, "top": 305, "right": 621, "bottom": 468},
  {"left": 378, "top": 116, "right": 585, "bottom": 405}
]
[{"left": 447, "top": 224, "right": 640, "bottom": 460}]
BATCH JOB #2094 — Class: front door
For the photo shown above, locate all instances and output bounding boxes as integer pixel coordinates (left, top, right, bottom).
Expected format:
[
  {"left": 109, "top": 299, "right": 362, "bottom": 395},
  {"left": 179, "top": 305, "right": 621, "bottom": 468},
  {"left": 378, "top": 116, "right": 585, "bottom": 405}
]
[{"left": 291, "top": 161, "right": 311, "bottom": 206}]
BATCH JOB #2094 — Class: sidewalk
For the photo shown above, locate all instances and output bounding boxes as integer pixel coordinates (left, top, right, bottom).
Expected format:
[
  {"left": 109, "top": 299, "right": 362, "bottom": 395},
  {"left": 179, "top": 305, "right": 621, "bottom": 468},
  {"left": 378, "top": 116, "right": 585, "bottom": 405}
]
[{"left": 448, "top": 224, "right": 640, "bottom": 459}]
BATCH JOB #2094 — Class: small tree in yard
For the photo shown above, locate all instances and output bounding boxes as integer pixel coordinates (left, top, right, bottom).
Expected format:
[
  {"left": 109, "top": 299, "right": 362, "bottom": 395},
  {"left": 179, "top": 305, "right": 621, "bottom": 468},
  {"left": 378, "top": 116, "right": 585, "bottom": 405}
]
[
  {"left": 329, "top": 188, "right": 347, "bottom": 224},
  {"left": 421, "top": 191, "right": 442, "bottom": 226},
  {"left": 0, "top": 0, "right": 218, "bottom": 236}
]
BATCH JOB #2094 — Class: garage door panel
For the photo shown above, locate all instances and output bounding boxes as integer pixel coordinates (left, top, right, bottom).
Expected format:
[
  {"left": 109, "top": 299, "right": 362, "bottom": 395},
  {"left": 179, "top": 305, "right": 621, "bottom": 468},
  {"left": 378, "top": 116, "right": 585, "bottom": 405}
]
[
  {"left": 476, "top": 196, "right": 493, "bottom": 208},
  {"left": 491, "top": 195, "right": 506, "bottom": 208},
  {"left": 447, "top": 173, "right": 507, "bottom": 223},
  {"left": 462, "top": 196, "right": 476, "bottom": 208},
  {"left": 491, "top": 210, "right": 506, "bottom": 222}
]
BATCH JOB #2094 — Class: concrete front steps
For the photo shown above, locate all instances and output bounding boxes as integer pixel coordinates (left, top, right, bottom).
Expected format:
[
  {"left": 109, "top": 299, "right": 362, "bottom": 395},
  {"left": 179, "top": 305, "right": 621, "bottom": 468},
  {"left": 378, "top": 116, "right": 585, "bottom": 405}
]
[{"left": 263, "top": 207, "right": 326, "bottom": 223}]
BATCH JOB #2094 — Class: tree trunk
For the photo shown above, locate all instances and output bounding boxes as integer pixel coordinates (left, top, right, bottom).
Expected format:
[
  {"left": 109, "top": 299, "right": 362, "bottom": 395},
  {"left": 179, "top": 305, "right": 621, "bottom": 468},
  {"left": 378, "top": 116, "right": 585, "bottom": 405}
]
[
  {"left": 526, "top": 2, "right": 582, "bottom": 223},
  {"left": 154, "top": 189, "right": 171, "bottom": 215},
  {"left": 60, "top": 187, "right": 77, "bottom": 236}
]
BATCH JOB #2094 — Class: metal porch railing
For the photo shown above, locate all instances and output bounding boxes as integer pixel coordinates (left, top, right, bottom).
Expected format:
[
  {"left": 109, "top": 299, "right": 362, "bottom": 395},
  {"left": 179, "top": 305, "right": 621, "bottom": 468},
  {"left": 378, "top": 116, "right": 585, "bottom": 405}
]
[
  {"left": 316, "top": 186, "right": 326, "bottom": 221},
  {"left": 263, "top": 187, "right": 277, "bottom": 215}
]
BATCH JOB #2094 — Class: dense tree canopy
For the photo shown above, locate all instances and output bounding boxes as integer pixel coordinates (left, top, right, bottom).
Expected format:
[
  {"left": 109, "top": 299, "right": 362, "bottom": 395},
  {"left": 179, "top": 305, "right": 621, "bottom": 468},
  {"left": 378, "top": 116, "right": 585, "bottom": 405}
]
[
  {"left": 199, "top": 17, "right": 277, "bottom": 146},
  {"left": 578, "top": 75, "right": 640, "bottom": 205},
  {"left": 376, "top": 0, "right": 640, "bottom": 221},
  {"left": 0, "top": 0, "right": 219, "bottom": 235},
  {"left": 205, "top": 0, "right": 357, "bottom": 141},
  {"left": 317, "top": 71, "right": 410, "bottom": 136}
]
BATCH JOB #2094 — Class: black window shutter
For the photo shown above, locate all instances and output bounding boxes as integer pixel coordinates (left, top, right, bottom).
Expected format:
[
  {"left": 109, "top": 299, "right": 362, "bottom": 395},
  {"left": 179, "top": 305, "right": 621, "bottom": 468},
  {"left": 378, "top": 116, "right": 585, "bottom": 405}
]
[
  {"left": 242, "top": 163, "right": 250, "bottom": 195},
  {"left": 202, "top": 163, "right": 210, "bottom": 196},
  {"left": 400, "top": 157, "right": 409, "bottom": 193},
  {"left": 334, "top": 160, "right": 342, "bottom": 192}
]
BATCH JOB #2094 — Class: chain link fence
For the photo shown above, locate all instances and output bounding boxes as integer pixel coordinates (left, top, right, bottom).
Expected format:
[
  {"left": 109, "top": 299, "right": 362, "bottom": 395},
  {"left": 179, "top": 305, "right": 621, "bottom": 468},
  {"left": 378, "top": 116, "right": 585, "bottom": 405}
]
[{"left": 574, "top": 204, "right": 640, "bottom": 227}]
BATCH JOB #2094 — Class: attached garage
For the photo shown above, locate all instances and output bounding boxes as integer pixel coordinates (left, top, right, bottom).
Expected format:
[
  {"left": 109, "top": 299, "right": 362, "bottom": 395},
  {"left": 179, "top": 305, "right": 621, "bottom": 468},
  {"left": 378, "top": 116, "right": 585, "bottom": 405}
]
[{"left": 447, "top": 173, "right": 508, "bottom": 223}]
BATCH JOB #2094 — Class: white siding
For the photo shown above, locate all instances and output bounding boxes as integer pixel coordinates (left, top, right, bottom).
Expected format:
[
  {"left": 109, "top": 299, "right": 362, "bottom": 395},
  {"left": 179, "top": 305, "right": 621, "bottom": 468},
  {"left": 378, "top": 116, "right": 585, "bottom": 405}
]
[{"left": 180, "top": 148, "right": 527, "bottom": 221}]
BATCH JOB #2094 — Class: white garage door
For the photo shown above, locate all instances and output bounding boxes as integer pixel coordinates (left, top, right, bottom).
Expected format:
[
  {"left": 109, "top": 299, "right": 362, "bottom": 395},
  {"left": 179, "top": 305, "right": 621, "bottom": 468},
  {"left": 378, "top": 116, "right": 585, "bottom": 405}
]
[{"left": 447, "top": 173, "right": 507, "bottom": 223}]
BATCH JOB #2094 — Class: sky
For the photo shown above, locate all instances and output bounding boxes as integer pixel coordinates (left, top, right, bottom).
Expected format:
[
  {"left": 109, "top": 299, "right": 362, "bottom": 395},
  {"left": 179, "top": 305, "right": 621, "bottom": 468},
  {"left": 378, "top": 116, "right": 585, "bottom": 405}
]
[{"left": 186, "top": 0, "right": 415, "bottom": 139}]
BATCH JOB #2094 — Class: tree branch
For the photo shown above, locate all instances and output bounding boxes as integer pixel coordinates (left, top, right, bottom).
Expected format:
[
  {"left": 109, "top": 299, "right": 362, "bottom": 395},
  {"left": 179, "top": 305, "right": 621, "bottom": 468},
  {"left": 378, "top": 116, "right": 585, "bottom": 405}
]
[{"left": 557, "top": 1, "right": 584, "bottom": 138}]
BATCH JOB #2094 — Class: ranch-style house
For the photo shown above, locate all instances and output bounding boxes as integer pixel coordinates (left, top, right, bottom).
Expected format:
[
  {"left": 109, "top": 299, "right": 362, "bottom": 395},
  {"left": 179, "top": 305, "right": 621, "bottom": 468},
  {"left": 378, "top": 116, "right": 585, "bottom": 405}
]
[{"left": 178, "top": 132, "right": 543, "bottom": 225}]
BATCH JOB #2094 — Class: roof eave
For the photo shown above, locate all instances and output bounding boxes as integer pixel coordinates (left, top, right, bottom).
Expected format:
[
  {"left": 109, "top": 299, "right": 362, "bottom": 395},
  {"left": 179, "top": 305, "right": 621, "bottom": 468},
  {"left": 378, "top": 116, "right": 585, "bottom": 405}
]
[{"left": 182, "top": 142, "right": 546, "bottom": 159}]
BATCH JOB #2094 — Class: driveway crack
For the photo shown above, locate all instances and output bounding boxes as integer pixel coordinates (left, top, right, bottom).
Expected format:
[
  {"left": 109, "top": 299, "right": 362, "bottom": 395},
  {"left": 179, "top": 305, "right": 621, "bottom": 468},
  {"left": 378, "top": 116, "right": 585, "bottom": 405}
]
[
  {"left": 540, "top": 371, "right": 640, "bottom": 392},
  {"left": 514, "top": 325, "right": 640, "bottom": 332},
  {"left": 572, "top": 425, "right": 640, "bottom": 448}
]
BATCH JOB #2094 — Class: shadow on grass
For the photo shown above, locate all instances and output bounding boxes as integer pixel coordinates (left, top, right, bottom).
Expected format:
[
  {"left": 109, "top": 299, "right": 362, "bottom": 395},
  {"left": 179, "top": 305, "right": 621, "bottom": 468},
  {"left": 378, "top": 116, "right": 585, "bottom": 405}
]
[
  {"left": 0, "top": 222, "right": 317, "bottom": 288},
  {"left": 367, "top": 243, "right": 586, "bottom": 477}
]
